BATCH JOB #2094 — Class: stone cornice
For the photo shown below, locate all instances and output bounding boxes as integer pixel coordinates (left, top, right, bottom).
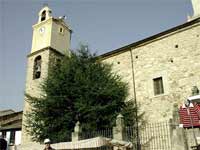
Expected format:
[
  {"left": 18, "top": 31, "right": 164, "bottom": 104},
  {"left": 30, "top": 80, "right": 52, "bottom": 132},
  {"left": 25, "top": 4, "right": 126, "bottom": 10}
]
[{"left": 27, "top": 47, "right": 65, "bottom": 58}]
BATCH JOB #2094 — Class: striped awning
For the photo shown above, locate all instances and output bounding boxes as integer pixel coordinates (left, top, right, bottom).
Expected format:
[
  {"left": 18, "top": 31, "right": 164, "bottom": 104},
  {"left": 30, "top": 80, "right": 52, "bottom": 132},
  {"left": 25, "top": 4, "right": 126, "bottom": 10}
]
[{"left": 179, "top": 103, "right": 200, "bottom": 128}]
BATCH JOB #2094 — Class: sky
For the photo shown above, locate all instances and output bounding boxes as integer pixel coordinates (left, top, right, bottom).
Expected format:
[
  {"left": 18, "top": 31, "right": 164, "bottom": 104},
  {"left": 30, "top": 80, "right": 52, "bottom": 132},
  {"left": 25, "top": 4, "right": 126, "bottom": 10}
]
[{"left": 0, "top": 0, "right": 193, "bottom": 111}]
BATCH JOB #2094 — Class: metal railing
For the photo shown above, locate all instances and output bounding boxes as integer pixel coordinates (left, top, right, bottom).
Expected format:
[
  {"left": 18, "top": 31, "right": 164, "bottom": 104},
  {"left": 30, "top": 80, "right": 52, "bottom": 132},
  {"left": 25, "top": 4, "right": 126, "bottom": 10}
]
[
  {"left": 80, "top": 128, "right": 113, "bottom": 140},
  {"left": 124, "top": 121, "right": 172, "bottom": 150},
  {"left": 79, "top": 121, "right": 172, "bottom": 150}
]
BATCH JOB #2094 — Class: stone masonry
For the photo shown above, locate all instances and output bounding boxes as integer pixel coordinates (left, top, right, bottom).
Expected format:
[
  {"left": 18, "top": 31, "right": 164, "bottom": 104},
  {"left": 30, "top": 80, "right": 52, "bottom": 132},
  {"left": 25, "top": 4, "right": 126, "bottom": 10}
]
[{"left": 101, "top": 20, "right": 200, "bottom": 123}]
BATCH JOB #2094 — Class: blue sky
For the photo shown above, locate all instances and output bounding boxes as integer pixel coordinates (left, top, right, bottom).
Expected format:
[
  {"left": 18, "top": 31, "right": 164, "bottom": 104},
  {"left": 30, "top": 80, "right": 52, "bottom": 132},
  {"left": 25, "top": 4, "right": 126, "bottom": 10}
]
[{"left": 0, "top": 0, "right": 193, "bottom": 111}]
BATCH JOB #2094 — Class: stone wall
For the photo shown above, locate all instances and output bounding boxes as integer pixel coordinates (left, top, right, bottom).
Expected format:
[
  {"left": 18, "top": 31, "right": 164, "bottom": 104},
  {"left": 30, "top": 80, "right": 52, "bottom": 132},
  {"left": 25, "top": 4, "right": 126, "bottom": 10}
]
[
  {"left": 21, "top": 48, "right": 63, "bottom": 144},
  {"left": 102, "top": 22, "right": 200, "bottom": 123},
  {"left": 21, "top": 49, "right": 50, "bottom": 144},
  {"left": 185, "top": 128, "right": 200, "bottom": 150}
]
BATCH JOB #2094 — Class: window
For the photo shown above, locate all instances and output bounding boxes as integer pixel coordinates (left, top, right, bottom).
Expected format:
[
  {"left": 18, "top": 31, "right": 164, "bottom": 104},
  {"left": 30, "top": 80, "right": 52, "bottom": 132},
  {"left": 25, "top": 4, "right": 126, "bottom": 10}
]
[
  {"left": 153, "top": 77, "right": 164, "bottom": 95},
  {"left": 59, "top": 27, "right": 63, "bottom": 33},
  {"left": 41, "top": 10, "right": 46, "bottom": 21},
  {"left": 59, "top": 27, "right": 64, "bottom": 34},
  {"left": 55, "top": 58, "right": 61, "bottom": 67},
  {"left": 10, "top": 131, "right": 15, "bottom": 144},
  {"left": 33, "top": 56, "right": 42, "bottom": 79},
  {"left": 2, "top": 131, "right": 6, "bottom": 138}
]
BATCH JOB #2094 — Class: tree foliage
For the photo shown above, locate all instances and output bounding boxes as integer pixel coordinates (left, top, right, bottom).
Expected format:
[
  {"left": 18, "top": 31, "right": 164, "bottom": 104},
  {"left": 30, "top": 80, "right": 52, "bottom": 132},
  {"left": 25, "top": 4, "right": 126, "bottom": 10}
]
[{"left": 25, "top": 45, "right": 143, "bottom": 143}]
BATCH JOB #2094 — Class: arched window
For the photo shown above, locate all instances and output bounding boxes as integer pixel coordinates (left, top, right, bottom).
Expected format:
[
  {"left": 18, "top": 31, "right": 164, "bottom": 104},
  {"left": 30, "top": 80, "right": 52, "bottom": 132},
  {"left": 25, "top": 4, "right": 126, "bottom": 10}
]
[
  {"left": 33, "top": 56, "right": 42, "bottom": 79},
  {"left": 55, "top": 58, "right": 61, "bottom": 67},
  {"left": 41, "top": 10, "right": 46, "bottom": 21}
]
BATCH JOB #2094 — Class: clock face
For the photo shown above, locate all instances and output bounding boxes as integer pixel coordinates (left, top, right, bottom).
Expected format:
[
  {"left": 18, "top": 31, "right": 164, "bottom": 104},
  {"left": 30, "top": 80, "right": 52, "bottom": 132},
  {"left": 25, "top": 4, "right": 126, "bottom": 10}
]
[{"left": 39, "top": 27, "right": 45, "bottom": 34}]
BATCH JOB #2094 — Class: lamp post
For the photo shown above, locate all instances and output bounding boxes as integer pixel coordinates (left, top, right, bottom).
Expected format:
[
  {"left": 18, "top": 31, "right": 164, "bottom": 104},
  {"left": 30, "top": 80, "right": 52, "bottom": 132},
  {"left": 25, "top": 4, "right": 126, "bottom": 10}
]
[{"left": 185, "top": 99, "right": 198, "bottom": 148}]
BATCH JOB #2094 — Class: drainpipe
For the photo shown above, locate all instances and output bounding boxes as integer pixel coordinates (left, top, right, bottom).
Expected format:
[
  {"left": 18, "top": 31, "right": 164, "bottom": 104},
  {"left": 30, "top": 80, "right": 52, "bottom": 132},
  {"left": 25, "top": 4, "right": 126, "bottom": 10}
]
[{"left": 130, "top": 49, "right": 141, "bottom": 150}]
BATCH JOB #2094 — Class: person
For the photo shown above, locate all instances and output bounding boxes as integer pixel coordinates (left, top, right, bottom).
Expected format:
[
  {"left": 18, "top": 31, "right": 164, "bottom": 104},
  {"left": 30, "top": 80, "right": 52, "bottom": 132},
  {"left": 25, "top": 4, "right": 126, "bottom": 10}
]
[
  {"left": 43, "top": 138, "right": 54, "bottom": 150},
  {"left": 0, "top": 136, "right": 7, "bottom": 150}
]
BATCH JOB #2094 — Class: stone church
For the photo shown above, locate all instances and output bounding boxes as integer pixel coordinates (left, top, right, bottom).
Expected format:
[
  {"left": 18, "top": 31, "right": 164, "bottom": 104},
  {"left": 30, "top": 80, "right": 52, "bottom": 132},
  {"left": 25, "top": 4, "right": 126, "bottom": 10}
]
[{"left": 22, "top": 0, "right": 200, "bottom": 144}]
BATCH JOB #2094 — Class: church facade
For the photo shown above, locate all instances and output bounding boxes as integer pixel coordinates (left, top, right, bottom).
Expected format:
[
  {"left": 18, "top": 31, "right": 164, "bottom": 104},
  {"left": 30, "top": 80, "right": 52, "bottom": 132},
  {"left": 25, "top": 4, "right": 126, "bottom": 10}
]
[
  {"left": 22, "top": 0, "right": 200, "bottom": 144},
  {"left": 101, "top": 14, "right": 200, "bottom": 123},
  {"left": 100, "top": 0, "right": 200, "bottom": 123}
]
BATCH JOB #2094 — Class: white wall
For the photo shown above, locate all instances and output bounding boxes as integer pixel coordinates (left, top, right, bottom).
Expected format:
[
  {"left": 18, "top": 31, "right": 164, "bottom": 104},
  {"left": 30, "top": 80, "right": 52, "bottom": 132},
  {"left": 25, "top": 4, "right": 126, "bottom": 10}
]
[
  {"left": 6, "top": 131, "right": 10, "bottom": 144},
  {"left": 15, "top": 131, "right": 21, "bottom": 145}
]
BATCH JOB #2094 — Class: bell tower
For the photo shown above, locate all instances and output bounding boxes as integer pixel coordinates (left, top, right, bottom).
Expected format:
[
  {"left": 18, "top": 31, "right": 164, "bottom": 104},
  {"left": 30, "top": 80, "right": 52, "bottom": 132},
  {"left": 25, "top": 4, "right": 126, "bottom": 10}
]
[
  {"left": 31, "top": 6, "right": 71, "bottom": 55},
  {"left": 21, "top": 6, "right": 72, "bottom": 144}
]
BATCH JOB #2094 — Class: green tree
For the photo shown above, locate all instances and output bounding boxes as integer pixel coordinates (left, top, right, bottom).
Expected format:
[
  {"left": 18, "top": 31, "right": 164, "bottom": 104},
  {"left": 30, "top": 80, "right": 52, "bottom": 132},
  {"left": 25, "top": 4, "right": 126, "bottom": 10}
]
[{"left": 25, "top": 45, "right": 143, "bottom": 143}]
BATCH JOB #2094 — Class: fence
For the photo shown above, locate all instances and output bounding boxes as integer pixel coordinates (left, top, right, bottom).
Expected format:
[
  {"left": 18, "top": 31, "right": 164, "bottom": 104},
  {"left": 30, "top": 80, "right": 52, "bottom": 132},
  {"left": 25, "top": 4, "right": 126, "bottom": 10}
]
[
  {"left": 77, "top": 120, "right": 172, "bottom": 150},
  {"left": 79, "top": 128, "right": 113, "bottom": 140},
  {"left": 139, "top": 121, "right": 171, "bottom": 150}
]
